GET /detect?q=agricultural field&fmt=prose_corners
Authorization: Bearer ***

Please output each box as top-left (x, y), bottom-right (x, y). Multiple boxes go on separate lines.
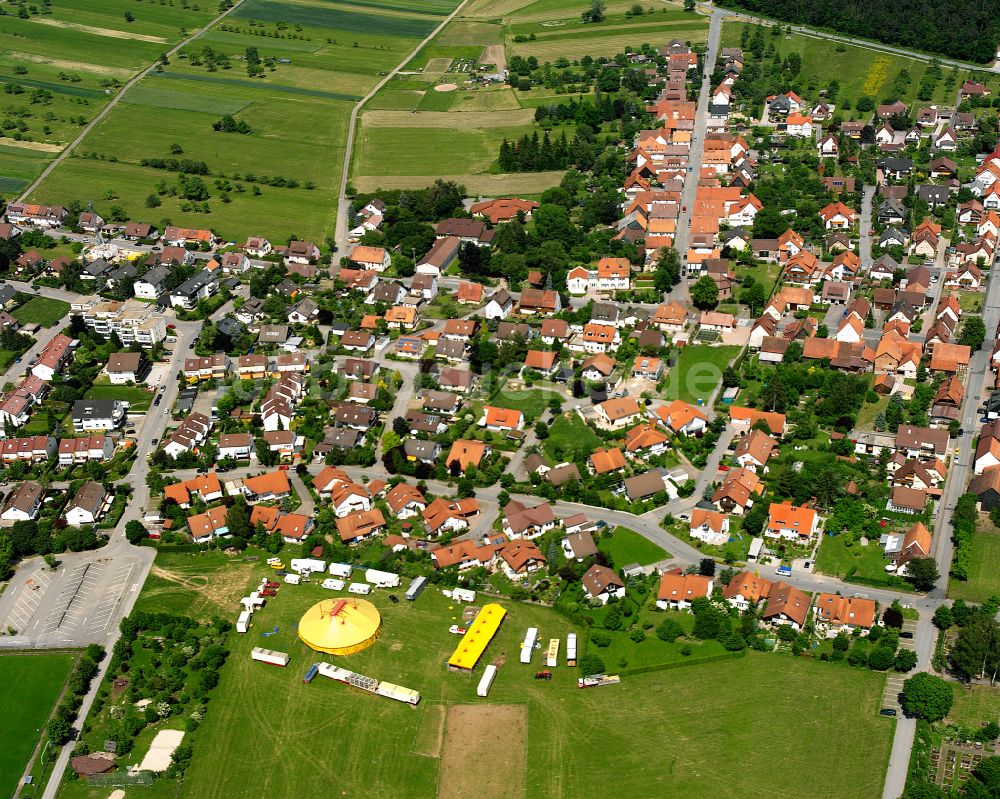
top-left (721, 22), bottom-right (958, 114)
top-left (0, 652), bottom-right (75, 798)
top-left (56, 552), bottom-right (896, 799)
top-left (30, 0), bottom-right (462, 243)
top-left (352, 0), bottom-right (707, 196)
top-left (0, 0), bottom-right (216, 193)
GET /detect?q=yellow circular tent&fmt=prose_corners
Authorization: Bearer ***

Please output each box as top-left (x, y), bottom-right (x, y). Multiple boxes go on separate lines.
top-left (298, 598), bottom-right (382, 656)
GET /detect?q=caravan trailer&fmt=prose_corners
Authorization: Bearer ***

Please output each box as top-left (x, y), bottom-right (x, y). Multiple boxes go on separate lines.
top-left (284, 573), bottom-right (301, 586)
top-left (365, 569), bottom-right (400, 588)
top-left (237, 610), bottom-right (251, 633)
top-left (328, 563), bottom-right (353, 579)
top-left (405, 576), bottom-right (428, 601)
top-left (321, 578), bottom-right (345, 591)
top-left (520, 627), bottom-right (538, 664)
top-left (566, 633), bottom-right (578, 666)
top-left (251, 647), bottom-right (289, 667)
top-left (477, 664), bottom-right (498, 697)
top-left (291, 558), bottom-right (327, 574)
top-left (349, 582), bottom-right (372, 595)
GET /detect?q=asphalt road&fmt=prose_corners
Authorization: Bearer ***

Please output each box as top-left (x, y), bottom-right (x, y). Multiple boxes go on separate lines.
top-left (671, 10), bottom-right (723, 303)
top-left (332, 0), bottom-right (474, 256)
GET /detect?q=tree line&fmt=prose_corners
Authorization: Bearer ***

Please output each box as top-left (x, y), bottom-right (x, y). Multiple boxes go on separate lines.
top-left (497, 131), bottom-right (573, 173)
top-left (717, 0), bottom-right (1000, 63)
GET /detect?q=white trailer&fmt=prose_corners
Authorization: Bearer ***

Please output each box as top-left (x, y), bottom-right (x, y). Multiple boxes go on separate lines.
top-left (747, 537), bottom-right (764, 563)
top-left (566, 633), bottom-right (578, 666)
top-left (328, 562), bottom-right (353, 579)
top-left (546, 639), bottom-right (560, 668)
top-left (321, 578), bottom-right (345, 591)
top-left (291, 558), bottom-right (327, 574)
top-left (240, 596), bottom-right (258, 613)
top-left (349, 582), bottom-right (371, 595)
top-left (520, 627), bottom-right (538, 664)
top-left (477, 664), bottom-right (498, 697)
top-left (365, 568), bottom-right (400, 588)
top-left (405, 576), bottom-right (428, 601)
top-left (376, 681), bottom-right (421, 705)
top-left (247, 591), bottom-right (265, 607)
top-left (251, 647), bottom-right (289, 667)
top-left (237, 610), bottom-right (251, 633)
top-left (451, 587), bottom-right (476, 603)
top-left (283, 573), bottom-right (301, 586)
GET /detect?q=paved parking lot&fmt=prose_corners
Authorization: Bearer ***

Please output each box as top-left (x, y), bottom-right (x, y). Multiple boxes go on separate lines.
top-left (880, 618), bottom-right (919, 712)
top-left (0, 552), bottom-right (143, 647)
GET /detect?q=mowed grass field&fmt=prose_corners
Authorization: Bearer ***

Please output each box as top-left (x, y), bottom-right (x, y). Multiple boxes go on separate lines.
top-left (173, 576), bottom-right (889, 799)
top-left (0, 653), bottom-right (74, 798)
top-left (12, 296), bottom-right (69, 327)
top-left (948, 526), bottom-right (1000, 603)
top-left (31, 0), bottom-right (461, 243)
top-left (662, 345), bottom-right (740, 405)
top-left (947, 684), bottom-right (1000, 729)
top-left (720, 22), bottom-right (956, 112)
top-left (59, 548), bottom-right (893, 799)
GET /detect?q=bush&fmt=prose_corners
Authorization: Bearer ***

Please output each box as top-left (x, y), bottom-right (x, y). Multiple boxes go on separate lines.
top-left (630, 627), bottom-right (646, 643)
top-left (680, 644), bottom-right (692, 656)
top-left (655, 618), bottom-right (684, 642)
top-left (590, 631), bottom-right (611, 648)
top-left (578, 653), bottom-right (605, 675)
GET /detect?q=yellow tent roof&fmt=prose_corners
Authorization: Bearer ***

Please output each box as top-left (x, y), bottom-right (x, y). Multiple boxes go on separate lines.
top-left (448, 603), bottom-right (507, 670)
top-left (298, 598), bottom-right (381, 656)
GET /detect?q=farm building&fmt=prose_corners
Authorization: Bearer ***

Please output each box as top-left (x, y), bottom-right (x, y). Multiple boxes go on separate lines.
top-left (298, 598), bottom-right (382, 656)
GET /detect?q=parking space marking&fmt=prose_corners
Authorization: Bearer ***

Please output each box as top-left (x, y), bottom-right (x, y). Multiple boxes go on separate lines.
top-left (5, 567), bottom-right (55, 632)
top-left (90, 562), bottom-right (135, 632)
top-left (39, 560), bottom-right (108, 634)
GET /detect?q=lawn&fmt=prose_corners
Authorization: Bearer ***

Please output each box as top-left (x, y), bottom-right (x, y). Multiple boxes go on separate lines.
top-left (856, 393), bottom-right (889, 430)
top-left (662, 345), bottom-right (739, 405)
top-left (132, 549), bottom-right (260, 620)
top-left (489, 385), bottom-right (561, 423)
top-left (84, 383), bottom-right (152, 411)
top-left (721, 22), bottom-right (956, 113)
top-left (58, 549), bottom-right (894, 799)
top-left (0, 653), bottom-right (74, 797)
top-left (13, 297), bottom-right (70, 328)
top-left (947, 685), bottom-right (1000, 729)
top-left (597, 525), bottom-right (669, 566)
top-left (543, 412), bottom-right (603, 462)
top-left (949, 528), bottom-right (1000, 603)
top-left (814, 534), bottom-right (915, 591)
top-left (959, 292), bottom-right (984, 314)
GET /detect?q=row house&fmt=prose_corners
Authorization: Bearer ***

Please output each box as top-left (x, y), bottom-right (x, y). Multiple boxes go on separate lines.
top-left (163, 412), bottom-right (212, 458)
top-left (0, 435), bottom-right (56, 463)
top-left (57, 435), bottom-right (114, 466)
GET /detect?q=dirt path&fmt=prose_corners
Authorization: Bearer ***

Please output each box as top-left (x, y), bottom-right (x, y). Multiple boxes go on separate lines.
top-left (27, 17), bottom-right (167, 43)
top-left (0, 138), bottom-right (63, 153)
top-left (8, 52), bottom-right (135, 79)
top-left (483, 43), bottom-right (506, 73)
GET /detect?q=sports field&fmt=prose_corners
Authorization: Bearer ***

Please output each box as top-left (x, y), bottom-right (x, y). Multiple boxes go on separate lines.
top-left (0, 653), bottom-right (74, 798)
top-left (31, 0), bottom-right (462, 242)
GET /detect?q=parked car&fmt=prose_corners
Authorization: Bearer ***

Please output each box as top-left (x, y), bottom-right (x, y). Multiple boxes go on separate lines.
top-left (880, 708), bottom-right (897, 717)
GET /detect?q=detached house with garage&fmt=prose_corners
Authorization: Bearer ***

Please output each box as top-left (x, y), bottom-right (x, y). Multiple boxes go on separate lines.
top-left (764, 501), bottom-right (818, 542)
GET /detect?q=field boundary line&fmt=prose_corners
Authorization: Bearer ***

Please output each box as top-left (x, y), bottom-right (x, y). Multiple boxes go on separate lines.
top-left (333, 0), bottom-right (476, 255)
top-left (18, 0), bottom-right (249, 203)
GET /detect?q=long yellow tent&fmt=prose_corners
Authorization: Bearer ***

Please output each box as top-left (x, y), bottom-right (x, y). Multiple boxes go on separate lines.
top-left (447, 603), bottom-right (507, 670)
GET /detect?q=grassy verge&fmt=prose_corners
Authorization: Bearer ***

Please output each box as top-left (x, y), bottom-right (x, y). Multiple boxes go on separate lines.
top-left (597, 525), bottom-right (669, 566)
top-left (13, 297), bottom-right (70, 328)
